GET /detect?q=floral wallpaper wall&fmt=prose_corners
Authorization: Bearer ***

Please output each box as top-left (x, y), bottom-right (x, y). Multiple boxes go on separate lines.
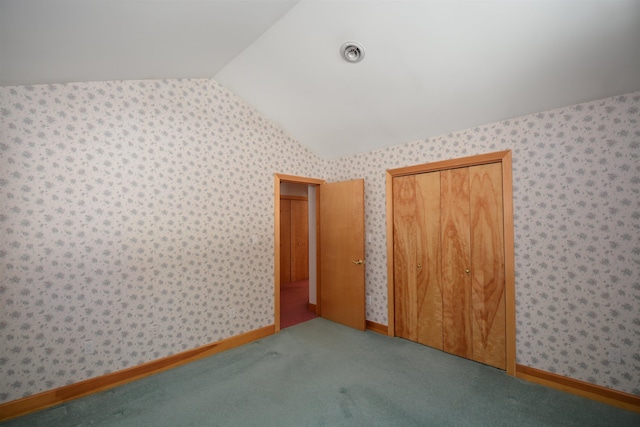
top-left (0, 79), bottom-right (323, 403)
top-left (1, 79), bottom-right (638, 404)
top-left (328, 92), bottom-right (640, 396)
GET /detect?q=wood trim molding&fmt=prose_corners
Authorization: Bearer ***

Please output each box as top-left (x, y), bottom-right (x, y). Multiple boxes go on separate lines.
top-left (276, 173), bottom-right (325, 185)
top-left (385, 150), bottom-right (516, 376)
top-left (366, 320), bottom-right (388, 335)
top-left (280, 195), bottom-right (308, 201)
top-left (385, 171), bottom-right (395, 337)
top-left (501, 151), bottom-right (516, 375)
top-left (0, 325), bottom-right (275, 422)
top-left (387, 150), bottom-right (512, 177)
top-left (274, 174), bottom-right (282, 332)
top-left (315, 187), bottom-right (321, 315)
top-left (274, 173), bottom-right (325, 331)
top-left (307, 302), bottom-right (317, 314)
top-left (516, 364), bottom-right (640, 413)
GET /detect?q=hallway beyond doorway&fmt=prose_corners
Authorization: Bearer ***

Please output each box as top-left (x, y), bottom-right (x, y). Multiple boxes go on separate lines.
top-left (280, 279), bottom-right (317, 328)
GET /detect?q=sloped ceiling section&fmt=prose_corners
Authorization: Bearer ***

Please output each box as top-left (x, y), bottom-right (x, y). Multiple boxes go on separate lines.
top-left (2, 1), bottom-right (640, 159)
top-left (216, 0), bottom-right (640, 159)
top-left (0, 0), bottom-right (300, 85)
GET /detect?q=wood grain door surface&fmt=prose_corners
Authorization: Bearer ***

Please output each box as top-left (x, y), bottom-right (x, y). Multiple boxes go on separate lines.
top-left (319, 179), bottom-right (366, 331)
top-left (441, 167), bottom-right (473, 360)
top-left (469, 163), bottom-right (505, 369)
top-left (393, 162), bottom-right (506, 369)
top-left (290, 199), bottom-right (309, 282)
top-left (393, 173), bottom-right (443, 349)
top-left (280, 199), bottom-right (292, 284)
top-left (279, 198), bottom-right (309, 284)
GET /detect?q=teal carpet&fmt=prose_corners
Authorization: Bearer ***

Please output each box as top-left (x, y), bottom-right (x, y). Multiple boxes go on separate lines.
top-left (3, 318), bottom-right (639, 426)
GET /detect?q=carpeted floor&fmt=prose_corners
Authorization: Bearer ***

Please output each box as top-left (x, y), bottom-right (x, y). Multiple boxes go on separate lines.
top-left (2, 318), bottom-right (638, 426)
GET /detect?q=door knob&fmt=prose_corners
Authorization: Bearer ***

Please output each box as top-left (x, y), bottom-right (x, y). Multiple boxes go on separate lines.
top-left (465, 269), bottom-right (470, 274)
top-left (417, 263), bottom-right (422, 269)
top-left (352, 259), bottom-right (365, 265)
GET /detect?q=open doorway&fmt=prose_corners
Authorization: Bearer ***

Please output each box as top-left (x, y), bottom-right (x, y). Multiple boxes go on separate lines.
top-left (274, 174), bottom-right (324, 332)
top-left (274, 173), bottom-right (366, 332)
top-left (279, 182), bottom-right (316, 328)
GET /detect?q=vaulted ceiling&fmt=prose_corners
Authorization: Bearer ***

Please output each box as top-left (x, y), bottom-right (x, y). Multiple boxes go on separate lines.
top-left (2, 0), bottom-right (639, 159)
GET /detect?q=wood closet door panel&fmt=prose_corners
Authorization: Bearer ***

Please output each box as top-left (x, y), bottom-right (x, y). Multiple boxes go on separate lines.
top-left (393, 176), bottom-right (419, 341)
top-left (280, 199), bottom-right (292, 284)
top-left (290, 199), bottom-right (309, 282)
top-left (415, 173), bottom-right (443, 349)
top-left (470, 163), bottom-right (506, 369)
top-left (393, 174), bottom-right (443, 347)
top-left (441, 168), bottom-right (472, 359)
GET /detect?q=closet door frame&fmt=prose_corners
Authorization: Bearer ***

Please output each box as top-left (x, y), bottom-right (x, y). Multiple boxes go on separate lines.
top-left (385, 150), bottom-right (515, 376)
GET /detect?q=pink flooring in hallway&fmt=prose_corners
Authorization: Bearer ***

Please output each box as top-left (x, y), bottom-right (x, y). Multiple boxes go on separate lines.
top-left (280, 279), bottom-right (317, 329)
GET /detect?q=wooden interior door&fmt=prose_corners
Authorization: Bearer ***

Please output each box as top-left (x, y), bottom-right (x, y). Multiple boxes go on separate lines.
top-left (386, 151), bottom-right (514, 374)
top-left (319, 179), bottom-right (366, 331)
top-left (290, 199), bottom-right (309, 282)
top-left (280, 198), bottom-right (309, 284)
top-left (390, 158), bottom-right (508, 370)
top-left (469, 163), bottom-right (506, 369)
top-left (280, 199), bottom-right (292, 284)
top-left (393, 174), bottom-right (443, 349)
top-left (441, 167), bottom-right (472, 360)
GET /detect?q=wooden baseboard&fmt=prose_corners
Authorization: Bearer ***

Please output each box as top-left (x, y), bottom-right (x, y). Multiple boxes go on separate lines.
top-left (307, 302), bottom-right (317, 314)
top-left (516, 364), bottom-right (640, 413)
top-left (366, 320), bottom-right (388, 335)
top-left (0, 324), bottom-right (275, 422)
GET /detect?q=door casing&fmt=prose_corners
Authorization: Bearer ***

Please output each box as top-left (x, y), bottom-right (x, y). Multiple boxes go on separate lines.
top-left (275, 174), bottom-right (366, 332)
top-left (385, 150), bottom-right (516, 376)
top-left (274, 174), bottom-right (324, 332)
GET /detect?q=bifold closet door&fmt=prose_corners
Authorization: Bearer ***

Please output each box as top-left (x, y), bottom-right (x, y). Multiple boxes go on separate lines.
top-left (394, 162), bottom-right (506, 370)
top-left (393, 173), bottom-right (443, 350)
top-left (441, 163), bottom-right (506, 369)
top-left (469, 163), bottom-right (506, 369)
top-left (441, 168), bottom-right (472, 360)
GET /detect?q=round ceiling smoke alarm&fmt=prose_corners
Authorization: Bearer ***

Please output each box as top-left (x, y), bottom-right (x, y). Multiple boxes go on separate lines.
top-left (340, 41), bottom-right (365, 63)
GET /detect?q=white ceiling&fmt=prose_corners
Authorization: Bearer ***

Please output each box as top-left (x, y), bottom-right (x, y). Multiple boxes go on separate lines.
top-left (0, 0), bottom-right (299, 85)
top-left (2, 1), bottom-right (640, 160)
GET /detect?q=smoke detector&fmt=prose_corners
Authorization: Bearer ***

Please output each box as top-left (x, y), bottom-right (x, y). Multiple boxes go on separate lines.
top-left (340, 41), bottom-right (365, 63)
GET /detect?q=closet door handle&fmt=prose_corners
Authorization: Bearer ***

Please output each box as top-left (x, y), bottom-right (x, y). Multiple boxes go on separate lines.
top-left (352, 259), bottom-right (365, 265)
top-left (417, 263), bottom-right (422, 269)
top-left (465, 269), bottom-right (470, 274)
